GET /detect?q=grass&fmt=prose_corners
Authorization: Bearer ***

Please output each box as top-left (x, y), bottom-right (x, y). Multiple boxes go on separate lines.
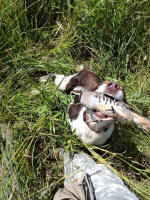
top-left (0, 0), bottom-right (150, 199)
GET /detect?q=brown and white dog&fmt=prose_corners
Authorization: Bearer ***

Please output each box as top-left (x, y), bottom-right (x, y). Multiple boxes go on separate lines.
top-left (55, 68), bottom-right (126, 145)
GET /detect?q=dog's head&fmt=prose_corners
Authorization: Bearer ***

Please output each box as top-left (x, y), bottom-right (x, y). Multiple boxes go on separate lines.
top-left (71, 80), bottom-right (126, 103)
top-left (96, 81), bottom-right (126, 102)
top-left (55, 68), bottom-right (126, 103)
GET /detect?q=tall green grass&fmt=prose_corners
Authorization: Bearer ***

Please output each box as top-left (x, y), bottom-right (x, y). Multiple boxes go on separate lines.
top-left (0, 0), bottom-right (150, 199)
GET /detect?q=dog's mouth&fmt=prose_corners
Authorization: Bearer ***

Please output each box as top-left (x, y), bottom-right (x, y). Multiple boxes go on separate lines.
top-left (92, 109), bottom-right (106, 119)
top-left (92, 93), bottom-right (116, 121)
top-left (104, 93), bottom-right (116, 101)
top-left (71, 89), bottom-right (117, 121)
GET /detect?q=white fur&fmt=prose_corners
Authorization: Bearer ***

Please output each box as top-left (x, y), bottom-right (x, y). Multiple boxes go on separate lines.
top-left (55, 74), bottom-right (77, 91)
top-left (69, 105), bottom-right (114, 145)
top-left (96, 83), bottom-right (124, 101)
top-left (113, 90), bottom-right (124, 101)
top-left (95, 84), bottom-right (106, 93)
top-left (73, 86), bottom-right (88, 92)
top-left (80, 92), bottom-right (100, 109)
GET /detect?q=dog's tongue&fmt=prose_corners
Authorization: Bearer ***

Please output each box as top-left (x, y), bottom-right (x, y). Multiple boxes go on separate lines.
top-left (94, 111), bottom-right (106, 118)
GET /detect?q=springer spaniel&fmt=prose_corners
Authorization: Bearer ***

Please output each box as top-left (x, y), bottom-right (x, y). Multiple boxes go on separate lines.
top-left (55, 68), bottom-right (126, 145)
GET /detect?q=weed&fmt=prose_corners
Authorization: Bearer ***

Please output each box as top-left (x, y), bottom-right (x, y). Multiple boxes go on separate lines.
top-left (0, 0), bottom-right (150, 199)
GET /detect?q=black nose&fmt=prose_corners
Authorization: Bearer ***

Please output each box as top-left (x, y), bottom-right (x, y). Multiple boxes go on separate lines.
top-left (107, 82), bottom-right (120, 90)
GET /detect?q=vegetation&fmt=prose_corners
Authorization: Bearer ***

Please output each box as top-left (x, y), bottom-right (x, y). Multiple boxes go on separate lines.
top-left (0, 0), bottom-right (150, 199)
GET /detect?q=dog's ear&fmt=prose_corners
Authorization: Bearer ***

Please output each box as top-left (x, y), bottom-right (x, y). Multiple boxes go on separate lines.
top-left (68, 103), bottom-right (84, 122)
top-left (66, 76), bottom-right (79, 93)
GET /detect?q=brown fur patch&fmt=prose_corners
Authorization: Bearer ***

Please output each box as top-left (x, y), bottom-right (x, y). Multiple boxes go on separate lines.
top-left (66, 68), bottom-right (101, 93)
top-left (68, 104), bottom-right (84, 122)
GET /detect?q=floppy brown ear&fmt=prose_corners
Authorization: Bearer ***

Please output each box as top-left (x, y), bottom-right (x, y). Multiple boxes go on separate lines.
top-left (68, 103), bottom-right (84, 122)
top-left (66, 76), bottom-right (79, 93)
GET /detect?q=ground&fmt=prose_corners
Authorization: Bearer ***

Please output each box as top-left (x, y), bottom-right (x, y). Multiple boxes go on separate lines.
top-left (0, 0), bottom-right (150, 199)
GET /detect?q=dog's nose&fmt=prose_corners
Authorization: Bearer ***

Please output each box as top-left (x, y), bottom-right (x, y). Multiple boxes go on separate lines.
top-left (107, 82), bottom-right (120, 90)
